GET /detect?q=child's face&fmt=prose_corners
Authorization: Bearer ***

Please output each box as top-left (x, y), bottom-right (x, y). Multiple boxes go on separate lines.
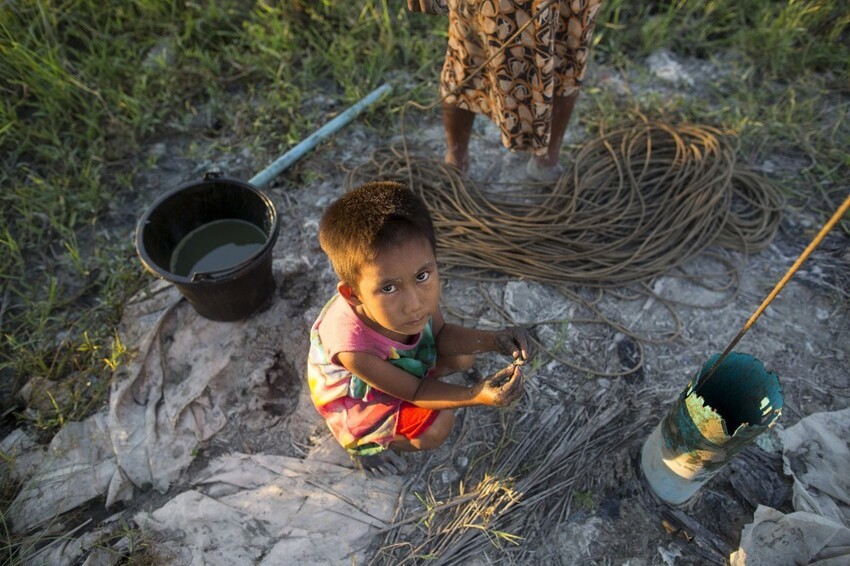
top-left (342, 236), bottom-right (440, 343)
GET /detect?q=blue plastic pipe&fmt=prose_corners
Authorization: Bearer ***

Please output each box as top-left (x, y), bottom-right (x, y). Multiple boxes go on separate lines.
top-left (249, 83), bottom-right (393, 187)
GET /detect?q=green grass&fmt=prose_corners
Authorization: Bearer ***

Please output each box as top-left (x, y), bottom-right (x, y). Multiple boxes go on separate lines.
top-left (596, 0), bottom-right (849, 74)
top-left (0, 0), bottom-right (848, 560)
top-left (0, 0), bottom-right (445, 436)
top-left (590, 1), bottom-right (848, 209)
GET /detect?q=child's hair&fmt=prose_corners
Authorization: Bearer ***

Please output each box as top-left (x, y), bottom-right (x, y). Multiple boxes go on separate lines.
top-left (319, 181), bottom-right (437, 286)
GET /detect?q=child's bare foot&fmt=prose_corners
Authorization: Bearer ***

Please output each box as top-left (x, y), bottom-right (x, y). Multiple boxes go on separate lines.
top-left (350, 450), bottom-right (408, 477)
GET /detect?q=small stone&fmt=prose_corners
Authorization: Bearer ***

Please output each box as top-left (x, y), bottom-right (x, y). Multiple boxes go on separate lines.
top-left (441, 468), bottom-right (459, 484)
top-left (148, 142), bottom-right (167, 159)
top-left (18, 376), bottom-right (72, 413)
top-left (759, 159), bottom-right (777, 174)
top-left (647, 50), bottom-right (694, 87)
top-left (143, 39), bottom-right (177, 69)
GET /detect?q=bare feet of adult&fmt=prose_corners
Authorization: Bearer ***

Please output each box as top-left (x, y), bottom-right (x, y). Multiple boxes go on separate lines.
top-left (350, 450), bottom-right (408, 477)
top-left (526, 155), bottom-right (564, 182)
top-left (525, 93), bottom-right (577, 182)
top-left (444, 150), bottom-right (469, 174)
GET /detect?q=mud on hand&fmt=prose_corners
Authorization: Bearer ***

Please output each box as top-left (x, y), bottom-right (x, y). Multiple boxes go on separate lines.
top-left (495, 326), bottom-right (537, 367)
top-left (475, 364), bottom-right (524, 407)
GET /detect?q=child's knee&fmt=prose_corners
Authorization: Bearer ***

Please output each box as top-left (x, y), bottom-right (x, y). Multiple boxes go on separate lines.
top-left (415, 410), bottom-right (455, 450)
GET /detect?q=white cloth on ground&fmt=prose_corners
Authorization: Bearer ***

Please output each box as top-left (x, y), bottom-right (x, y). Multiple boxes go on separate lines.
top-left (9, 279), bottom-right (307, 533)
top-left (730, 407), bottom-right (850, 565)
top-left (133, 452), bottom-right (402, 565)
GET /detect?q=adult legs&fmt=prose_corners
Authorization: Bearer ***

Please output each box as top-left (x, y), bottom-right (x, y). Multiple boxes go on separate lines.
top-left (442, 102), bottom-right (476, 172)
top-left (531, 92), bottom-right (579, 169)
top-left (445, 93), bottom-right (578, 176)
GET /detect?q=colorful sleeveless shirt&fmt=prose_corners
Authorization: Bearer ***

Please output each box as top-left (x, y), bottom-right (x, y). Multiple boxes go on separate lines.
top-left (307, 294), bottom-right (437, 455)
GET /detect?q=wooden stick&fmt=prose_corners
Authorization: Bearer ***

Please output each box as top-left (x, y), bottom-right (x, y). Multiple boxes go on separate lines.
top-left (697, 191), bottom-right (850, 391)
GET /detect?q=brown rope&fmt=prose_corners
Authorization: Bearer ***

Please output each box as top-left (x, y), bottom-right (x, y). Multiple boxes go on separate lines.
top-left (350, 121), bottom-right (782, 287)
top-left (346, 120), bottom-right (784, 376)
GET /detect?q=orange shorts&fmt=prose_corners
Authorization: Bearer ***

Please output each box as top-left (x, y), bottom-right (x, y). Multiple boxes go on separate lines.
top-left (396, 402), bottom-right (439, 439)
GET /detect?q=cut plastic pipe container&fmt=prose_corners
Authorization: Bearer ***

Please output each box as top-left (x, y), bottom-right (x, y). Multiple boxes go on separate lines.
top-left (641, 352), bottom-right (783, 505)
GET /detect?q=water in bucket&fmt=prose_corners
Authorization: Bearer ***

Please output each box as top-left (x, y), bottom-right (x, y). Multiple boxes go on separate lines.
top-left (136, 175), bottom-right (280, 321)
top-left (169, 219), bottom-right (267, 278)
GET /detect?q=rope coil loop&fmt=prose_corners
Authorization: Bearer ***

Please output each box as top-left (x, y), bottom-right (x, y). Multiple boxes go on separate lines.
top-left (345, 120), bottom-right (784, 376)
top-left (349, 120), bottom-right (783, 287)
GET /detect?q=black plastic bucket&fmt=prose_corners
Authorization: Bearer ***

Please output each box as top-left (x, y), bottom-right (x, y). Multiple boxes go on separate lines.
top-left (135, 175), bottom-right (279, 321)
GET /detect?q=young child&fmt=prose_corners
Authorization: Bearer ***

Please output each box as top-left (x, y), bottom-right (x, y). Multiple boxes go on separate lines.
top-left (307, 181), bottom-right (533, 472)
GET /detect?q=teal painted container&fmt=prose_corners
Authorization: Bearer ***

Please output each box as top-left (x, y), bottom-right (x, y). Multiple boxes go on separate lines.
top-left (641, 352), bottom-right (783, 505)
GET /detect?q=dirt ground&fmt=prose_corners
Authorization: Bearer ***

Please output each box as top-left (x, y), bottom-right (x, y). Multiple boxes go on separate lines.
top-left (10, 53), bottom-right (850, 564)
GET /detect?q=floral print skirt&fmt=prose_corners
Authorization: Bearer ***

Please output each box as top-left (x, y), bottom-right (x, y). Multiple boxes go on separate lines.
top-left (441, 0), bottom-right (602, 154)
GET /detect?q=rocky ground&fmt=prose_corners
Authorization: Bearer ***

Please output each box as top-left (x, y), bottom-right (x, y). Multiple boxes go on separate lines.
top-left (6, 51), bottom-right (849, 564)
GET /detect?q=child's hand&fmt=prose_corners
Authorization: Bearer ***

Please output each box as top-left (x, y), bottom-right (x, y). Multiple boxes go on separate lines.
top-left (473, 364), bottom-right (524, 407)
top-left (495, 327), bottom-right (536, 366)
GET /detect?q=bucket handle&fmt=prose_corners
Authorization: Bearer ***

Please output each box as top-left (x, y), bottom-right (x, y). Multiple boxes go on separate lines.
top-left (190, 266), bottom-right (245, 282)
top-left (188, 170), bottom-right (263, 282)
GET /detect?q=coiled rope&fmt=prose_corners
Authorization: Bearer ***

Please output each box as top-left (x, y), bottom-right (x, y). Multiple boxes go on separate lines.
top-left (346, 119), bottom-right (784, 376)
top-left (350, 120), bottom-right (782, 286)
